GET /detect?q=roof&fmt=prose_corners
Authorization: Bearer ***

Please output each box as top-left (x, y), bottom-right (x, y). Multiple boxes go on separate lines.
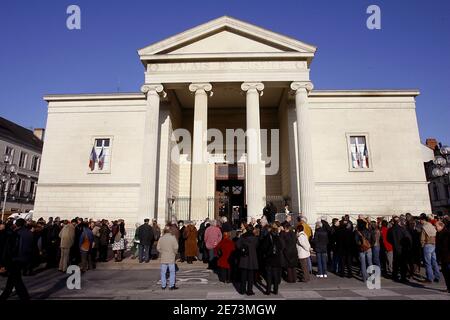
top-left (138, 16), bottom-right (317, 65)
top-left (309, 90), bottom-right (420, 97)
top-left (0, 117), bottom-right (43, 152)
top-left (44, 92), bottom-right (145, 102)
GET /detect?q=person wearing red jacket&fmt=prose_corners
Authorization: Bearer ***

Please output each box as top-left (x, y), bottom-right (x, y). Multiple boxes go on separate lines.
top-left (216, 232), bottom-right (235, 283)
top-left (381, 220), bottom-right (393, 276)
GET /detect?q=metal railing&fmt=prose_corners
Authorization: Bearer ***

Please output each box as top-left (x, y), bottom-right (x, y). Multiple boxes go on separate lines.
top-left (167, 196), bottom-right (216, 222)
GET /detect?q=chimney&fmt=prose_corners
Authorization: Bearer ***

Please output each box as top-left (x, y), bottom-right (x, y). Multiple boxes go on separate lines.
top-left (33, 128), bottom-right (45, 141)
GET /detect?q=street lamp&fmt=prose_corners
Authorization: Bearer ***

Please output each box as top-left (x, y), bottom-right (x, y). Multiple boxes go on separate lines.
top-left (0, 154), bottom-right (19, 221)
top-left (431, 145), bottom-right (450, 178)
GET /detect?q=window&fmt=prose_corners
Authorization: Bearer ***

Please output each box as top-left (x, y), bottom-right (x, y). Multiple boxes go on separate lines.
top-left (18, 151), bottom-right (28, 168)
top-left (4, 146), bottom-right (14, 162)
top-left (31, 156), bottom-right (40, 172)
top-left (19, 179), bottom-right (26, 194)
top-left (29, 181), bottom-right (36, 199)
top-left (348, 135), bottom-right (371, 170)
top-left (433, 184), bottom-right (440, 201)
top-left (444, 185), bottom-right (450, 200)
top-left (91, 138), bottom-right (112, 172)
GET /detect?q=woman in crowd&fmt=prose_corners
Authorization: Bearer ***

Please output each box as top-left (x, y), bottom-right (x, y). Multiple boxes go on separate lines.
top-left (296, 224), bottom-right (310, 282)
top-left (216, 231), bottom-right (235, 283)
top-left (280, 221), bottom-right (298, 283)
top-left (236, 224), bottom-right (259, 295)
top-left (355, 219), bottom-right (373, 282)
top-left (261, 223), bottom-right (283, 295)
top-left (370, 221), bottom-right (381, 267)
top-left (183, 221), bottom-right (198, 264)
top-left (112, 220), bottom-right (126, 262)
top-left (312, 221), bottom-right (329, 278)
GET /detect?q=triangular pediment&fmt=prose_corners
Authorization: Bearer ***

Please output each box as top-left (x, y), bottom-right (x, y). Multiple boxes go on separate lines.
top-left (138, 16), bottom-right (316, 61)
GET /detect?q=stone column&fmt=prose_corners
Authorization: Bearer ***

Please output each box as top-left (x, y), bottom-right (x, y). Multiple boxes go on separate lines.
top-left (241, 82), bottom-right (265, 222)
top-left (138, 84), bottom-right (165, 224)
top-left (290, 81), bottom-right (315, 222)
top-left (189, 83), bottom-right (212, 221)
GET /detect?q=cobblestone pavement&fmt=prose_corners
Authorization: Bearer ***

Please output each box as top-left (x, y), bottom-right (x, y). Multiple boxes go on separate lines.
top-left (1, 259), bottom-right (449, 300)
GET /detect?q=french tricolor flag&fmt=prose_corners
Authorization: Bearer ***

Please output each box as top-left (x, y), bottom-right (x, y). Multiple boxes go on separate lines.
top-left (89, 146), bottom-right (97, 171)
top-left (98, 147), bottom-right (105, 170)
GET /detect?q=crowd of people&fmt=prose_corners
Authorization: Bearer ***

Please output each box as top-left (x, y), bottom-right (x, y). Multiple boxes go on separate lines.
top-left (158, 212), bottom-right (450, 296)
top-left (1, 210), bottom-right (449, 300)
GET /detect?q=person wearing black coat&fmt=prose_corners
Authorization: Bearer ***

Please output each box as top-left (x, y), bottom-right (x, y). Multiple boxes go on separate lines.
top-left (98, 220), bottom-right (110, 262)
top-left (45, 218), bottom-right (61, 269)
top-left (236, 225), bottom-right (259, 296)
top-left (313, 222), bottom-right (329, 277)
top-left (436, 221), bottom-right (450, 293)
top-left (0, 219), bottom-right (33, 300)
top-left (136, 219), bottom-right (155, 263)
top-left (280, 222), bottom-right (298, 283)
top-left (0, 221), bottom-right (7, 270)
top-left (261, 225), bottom-right (284, 295)
top-left (387, 217), bottom-right (412, 282)
top-left (178, 221), bottom-right (186, 263)
top-left (335, 221), bottom-right (354, 278)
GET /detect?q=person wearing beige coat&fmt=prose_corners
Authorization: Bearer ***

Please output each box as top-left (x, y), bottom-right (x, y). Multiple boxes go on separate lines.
top-left (59, 221), bottom-right (75, 272)
top-left (157, 227), bottom-right (179, 290)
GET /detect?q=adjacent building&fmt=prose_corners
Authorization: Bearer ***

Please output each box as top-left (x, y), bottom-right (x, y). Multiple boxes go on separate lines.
top-left (34, 16), bottom-right (432, 226)
top-left (424, 138), bottom-right (450, 215)
top-left (0, 117), bottom-right (44, 213)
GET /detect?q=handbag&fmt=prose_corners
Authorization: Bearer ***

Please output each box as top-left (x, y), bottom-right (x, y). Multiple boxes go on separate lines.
top-left (357, 231), bottom-right (371, 252)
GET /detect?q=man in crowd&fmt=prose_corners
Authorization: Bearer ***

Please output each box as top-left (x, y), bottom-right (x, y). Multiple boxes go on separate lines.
top-left (136, 218), bottom-right (154, 263)
top-left (0, 219), bottom-right (33, 300)
top-left (420, 213), bottom-right (440, 283)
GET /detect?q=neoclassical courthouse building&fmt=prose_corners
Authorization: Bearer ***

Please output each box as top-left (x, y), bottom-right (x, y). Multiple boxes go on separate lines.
top-left (34, 16), bottom-right (432, 226)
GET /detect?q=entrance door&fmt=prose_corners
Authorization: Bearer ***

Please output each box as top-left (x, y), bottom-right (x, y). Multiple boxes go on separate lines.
top-left (215, 180), bottom-right (245, 223)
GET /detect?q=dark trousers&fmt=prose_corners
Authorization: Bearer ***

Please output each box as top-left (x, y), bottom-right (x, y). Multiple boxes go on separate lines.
top-left (392, 252), bottom-right (408, 281)
top-left (218, 267), bottom-right (231, 283)
top-left (285, 267), bottom-right (296, 283)
top-left (339, 254), bottom-right (353, 277)
top-left (441, 263), bottom-right (450, 292)
top-left (265, 266), bottom-right (281, 294)
top-left (90, 248), bottom-right (98, 269)
top-left (0, 263), bottom-right (30, 300)
top-left (139, 244), bottom-right (151, 262)
top-left (80, 250), bottom-right (92, 272)
top-left (99, 245), bottom-right (108, 262)
top-left (240, 269), bottom-right (254, 294)
top-left (299, 258), bottom-right (310, 282)
top-left (46, 244), bottom-right (58, 268)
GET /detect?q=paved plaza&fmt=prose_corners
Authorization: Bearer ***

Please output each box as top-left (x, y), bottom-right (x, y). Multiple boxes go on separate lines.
top-left (1, 259), bottom-right (449, 300)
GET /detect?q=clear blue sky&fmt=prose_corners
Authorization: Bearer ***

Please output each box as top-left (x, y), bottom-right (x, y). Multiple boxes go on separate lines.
top-left (0, 0), bottom-right (449, 144)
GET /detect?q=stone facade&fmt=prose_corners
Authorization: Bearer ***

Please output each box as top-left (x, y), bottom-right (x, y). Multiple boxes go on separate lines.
top-left (34, 16), bottom-right (431, 225)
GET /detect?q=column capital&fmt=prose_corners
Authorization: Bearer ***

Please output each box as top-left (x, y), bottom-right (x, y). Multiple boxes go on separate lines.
top-left (189, 83), bottom-right (213, 96)
top-left (241, 82), bottom-right (264, 96)
top-left (290, 81), bottom-right (314, 93)
top-left (141, 83), bottom-right (166, 98)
